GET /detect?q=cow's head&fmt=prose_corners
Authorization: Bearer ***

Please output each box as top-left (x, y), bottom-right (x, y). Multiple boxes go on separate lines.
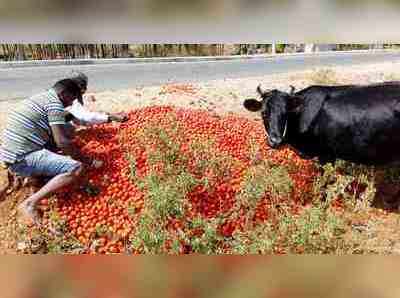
top-left (244, 85), bottom-right (301, 148)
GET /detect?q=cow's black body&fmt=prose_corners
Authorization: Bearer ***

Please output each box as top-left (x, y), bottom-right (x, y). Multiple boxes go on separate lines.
top-left (244, 82), bottom-right (400, 165)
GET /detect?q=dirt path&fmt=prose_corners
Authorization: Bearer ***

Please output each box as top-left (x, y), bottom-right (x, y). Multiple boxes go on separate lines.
top-left (2, 61), bottom-right (400, 254)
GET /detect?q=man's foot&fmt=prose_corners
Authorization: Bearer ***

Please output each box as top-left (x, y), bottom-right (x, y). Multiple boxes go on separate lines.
top-left (6, 172), bottom-right (22, 195)
top-left (18, 201), bottom-right (41, 226)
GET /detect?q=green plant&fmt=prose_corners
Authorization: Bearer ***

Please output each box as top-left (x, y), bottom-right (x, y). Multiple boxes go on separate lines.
top-left (313, 161), bottom-right (376, 211)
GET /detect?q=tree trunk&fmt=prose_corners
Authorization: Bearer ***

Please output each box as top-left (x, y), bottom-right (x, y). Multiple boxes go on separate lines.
top-left (1, 44), bottom-right (7, 60)
top-left (122, 44), bottom-right (129, 57)
top-left (304, 44), bottom-right (315, 53)
top-left (152, 44), bottom-right (158, 57)
top-left (271, 43), bottom-right (276, 54)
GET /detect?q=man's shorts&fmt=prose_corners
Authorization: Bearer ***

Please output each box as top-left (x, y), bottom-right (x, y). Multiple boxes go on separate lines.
top-left (8, 149), bottom-right (81, 178)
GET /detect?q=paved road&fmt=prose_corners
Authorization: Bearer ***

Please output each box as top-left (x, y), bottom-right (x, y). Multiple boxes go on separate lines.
top-left (1, 51), bottom-right (400, 101)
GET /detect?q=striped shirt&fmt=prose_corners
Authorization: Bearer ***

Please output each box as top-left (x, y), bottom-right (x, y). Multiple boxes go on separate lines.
top-left (0, 88), bottom-right (66, 163)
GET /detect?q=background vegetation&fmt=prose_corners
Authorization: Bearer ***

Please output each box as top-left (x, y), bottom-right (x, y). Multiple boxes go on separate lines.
top-left (0, 44), bottom-right (399, 61)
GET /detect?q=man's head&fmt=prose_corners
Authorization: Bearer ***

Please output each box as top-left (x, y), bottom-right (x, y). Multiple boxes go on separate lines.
top-left (53, 79), bottom-right (83, 107)
top-left (70, 71), bottom-right (88, 103)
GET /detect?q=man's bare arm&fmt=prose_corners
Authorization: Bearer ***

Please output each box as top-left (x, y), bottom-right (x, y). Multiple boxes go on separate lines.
top-left (50, 124), bottom-right (92, 165)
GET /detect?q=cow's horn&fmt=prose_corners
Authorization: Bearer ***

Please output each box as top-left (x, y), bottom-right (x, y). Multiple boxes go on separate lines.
top-left (257, 85), bottom-right (264, 96)
top-left (289, 85), bottom-right (296, 95)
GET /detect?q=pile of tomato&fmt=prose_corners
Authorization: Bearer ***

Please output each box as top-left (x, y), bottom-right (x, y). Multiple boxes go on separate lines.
top-left (160, 83), bottom-right (198, 95)
top-left (39, 106), bottom-right (318, 254)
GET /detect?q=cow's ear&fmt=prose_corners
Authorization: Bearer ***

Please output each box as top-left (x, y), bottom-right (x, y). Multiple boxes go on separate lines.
top-left (244, 99), bottom-right (262, 112)
top-left (299, 94), bottom-right (327, 133)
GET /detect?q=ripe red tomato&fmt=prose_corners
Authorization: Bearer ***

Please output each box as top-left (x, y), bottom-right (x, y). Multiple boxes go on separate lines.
top-left (38, 105), bottom-right (321, 254)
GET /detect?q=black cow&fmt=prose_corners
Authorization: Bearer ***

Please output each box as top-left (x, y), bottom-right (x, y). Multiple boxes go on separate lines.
top-left (244, 82), bottom-right (400, 165)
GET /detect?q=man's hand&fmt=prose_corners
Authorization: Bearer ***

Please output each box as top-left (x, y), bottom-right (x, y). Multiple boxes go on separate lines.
top-left (108, 112), bottom-right (128, 123)
top-left (91, 160), bottom-right (104, 169)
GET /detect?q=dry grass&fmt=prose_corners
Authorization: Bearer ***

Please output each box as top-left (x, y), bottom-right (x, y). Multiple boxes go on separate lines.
top-left (307, 69), bottom-right (340, 85)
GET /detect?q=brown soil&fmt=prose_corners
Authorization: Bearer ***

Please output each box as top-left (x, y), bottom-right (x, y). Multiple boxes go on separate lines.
top-left (2, 62), bottom-right (400, 254)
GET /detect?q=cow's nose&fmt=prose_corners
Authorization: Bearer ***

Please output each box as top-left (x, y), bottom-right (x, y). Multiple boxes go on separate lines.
top-left (269, 137), bottom-right (282, 148)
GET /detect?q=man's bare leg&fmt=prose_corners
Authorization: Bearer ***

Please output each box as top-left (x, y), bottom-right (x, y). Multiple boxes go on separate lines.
top-left (18, 166), bottom-right (84, 224)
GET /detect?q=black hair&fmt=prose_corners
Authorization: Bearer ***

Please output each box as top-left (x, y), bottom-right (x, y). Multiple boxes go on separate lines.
top-left (53, 79), bottom-right (82, 102)
top-left (70, 71), bottom-right (88, 91)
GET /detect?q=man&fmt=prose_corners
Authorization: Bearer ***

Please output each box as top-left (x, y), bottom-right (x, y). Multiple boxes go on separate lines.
top-left (0, 79), bottom-right (100, 225)
top-left (67, 71), bottom-right (127, 128)
top-left (42, 72), bottom-right (127, 152)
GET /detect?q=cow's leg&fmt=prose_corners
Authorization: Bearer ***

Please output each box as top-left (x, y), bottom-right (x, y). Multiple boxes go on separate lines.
top-left (378, 184), bottom-right (400, 210)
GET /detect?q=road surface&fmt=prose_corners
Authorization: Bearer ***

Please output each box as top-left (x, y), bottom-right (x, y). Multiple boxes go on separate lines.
top-left (1, 51), bottom-right (400, 101)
